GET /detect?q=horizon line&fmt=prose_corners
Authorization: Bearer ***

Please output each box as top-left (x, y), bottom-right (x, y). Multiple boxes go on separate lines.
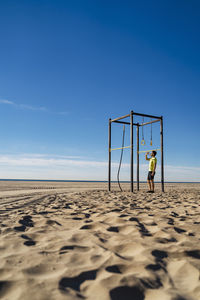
top-left (0, 179), bottom-right (199, 183)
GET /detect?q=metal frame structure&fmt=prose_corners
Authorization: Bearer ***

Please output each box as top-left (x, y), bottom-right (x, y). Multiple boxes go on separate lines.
top-left (108, 110), bottom-right (164, 192)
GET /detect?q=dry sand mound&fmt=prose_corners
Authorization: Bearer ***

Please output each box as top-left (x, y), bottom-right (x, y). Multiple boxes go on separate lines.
top-left (0, 184), bottom-right (200, 300)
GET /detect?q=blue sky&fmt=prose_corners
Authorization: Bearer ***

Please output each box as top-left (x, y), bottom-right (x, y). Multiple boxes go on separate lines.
top-left (0, 0), bottom-right (199, 181)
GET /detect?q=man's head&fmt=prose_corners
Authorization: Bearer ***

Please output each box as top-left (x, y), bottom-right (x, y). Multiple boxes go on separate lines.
top-left (151, 151), bottom-right (157, 157)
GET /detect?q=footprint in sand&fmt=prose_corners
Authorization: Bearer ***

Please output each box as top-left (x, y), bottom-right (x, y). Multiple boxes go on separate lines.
top-left (110, 285), bottom-right (144, 300)
top-left (119, 214), bottom-right (129, 218)
top-left (64, 204), bottom-right (71, 209)
top-left (174, 227), bottom-right (186, 234)
top-left (168, 218), bottom-right (174, 225)
top-left (140, 277), bottom-right (162, 289)
top-left (20, 216), bottom-right (34, 227)
top-left (80, 224), bottom-right (92, 230)
top-left (84, 213), bottom-right (90, 218)
top-left (105, 265), bottom-right (122, 274)
top-left (185, 250), bottom-right (200, 259)
top-left (80, 223), bottom-right (103, 230)
top-left (171, 211), bottom-right (179, 217)
top-left (24, 240), bottom-right (36, 246)
top-left (107, 226), bottom-right (119, 233)
top-left (21, 234), bottom-right (36, 246)
top-left (59, 269), bottom-right (97, 292)
top-left (46, 219), bottom-right (62, 226)
top-left (145, 263), bottom-right (163, 271)
top-left (152, 250), bottom-right (168, 262)
top-left (84, 219), bottom-right (93, 223)
top-left (156, 237), bottom-right (177, 244)
top-left (0, 281), bottom-right (12, 298)
top-left (14, 225), bottom-right (26, 232)
top-left (59, 245), bottom-right (89, 254)
top-left (14, 215), bottom-right (34, 232)
top-left (129, 217), bottom-right (152, 237)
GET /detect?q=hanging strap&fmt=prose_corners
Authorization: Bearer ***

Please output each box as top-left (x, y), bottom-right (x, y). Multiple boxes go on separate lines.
top-left (141, 117), bottom-right (145, 145)
top-left (117, 125), bottom-right (125, 192)
top-left (150, 118), bottom-right (153, 146)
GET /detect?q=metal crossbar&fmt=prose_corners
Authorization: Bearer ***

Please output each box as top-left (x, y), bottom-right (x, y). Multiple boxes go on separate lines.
top-left (111, 113), bottom-right (130, 122)
top-left (133, 112), bottom-right (162, 120)
top-left (139, 119), bottom-right (160, 126)
top-left (110, 146), bottom-right (131, 151)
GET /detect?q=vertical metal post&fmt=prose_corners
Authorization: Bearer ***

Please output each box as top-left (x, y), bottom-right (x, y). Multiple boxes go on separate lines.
top-left (160, 116), bottom-right (164, 192)
top-left (130, 111), bottom-right (134, 192)
top-left (108, 118), bottom-right (111, 191)
top-left (137, 123), bottom-right (139, 191)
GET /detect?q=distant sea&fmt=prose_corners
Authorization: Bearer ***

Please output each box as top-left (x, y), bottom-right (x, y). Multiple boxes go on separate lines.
top-left (0, 179), bottom-right (199, 183)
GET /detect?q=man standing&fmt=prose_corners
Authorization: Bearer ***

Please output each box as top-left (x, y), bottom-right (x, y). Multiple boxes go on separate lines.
top-left (145, 151), bottom-right (157, 193)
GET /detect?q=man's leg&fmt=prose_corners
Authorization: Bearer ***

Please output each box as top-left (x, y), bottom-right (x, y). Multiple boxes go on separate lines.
top-left (150, 179), bottom-right (154, 192)
top-left (147, 179), bottom-right (151, 191)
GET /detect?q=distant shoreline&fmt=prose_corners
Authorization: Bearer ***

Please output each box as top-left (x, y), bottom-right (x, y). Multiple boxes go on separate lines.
top-left (0, 179), bottom-right (199, 183)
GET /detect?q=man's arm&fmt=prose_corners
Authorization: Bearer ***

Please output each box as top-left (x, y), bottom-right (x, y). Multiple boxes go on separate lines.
top-left (145, 152), bottom-right (150, 161)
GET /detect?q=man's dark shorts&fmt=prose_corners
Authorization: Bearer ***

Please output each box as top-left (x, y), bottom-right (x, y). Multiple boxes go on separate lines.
top-left (148, 171), bottom-right (155, 180)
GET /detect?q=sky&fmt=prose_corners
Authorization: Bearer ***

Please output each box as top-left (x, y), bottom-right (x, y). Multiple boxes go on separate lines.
top-left (0, 0), bottom-right (200, 181)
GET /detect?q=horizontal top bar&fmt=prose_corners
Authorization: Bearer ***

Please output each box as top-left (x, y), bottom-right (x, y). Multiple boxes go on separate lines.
top-left (113, 120), bottom-right (130, 125)
top-left (110, 146), bottom-right (131, 151)
top-left (111, 113), bottom-right (130, 122)
top-left (113, 120), bottom-right (138, 126)
top-left (139, 119), bottom-right (160, 126)
top-left (133, 112), bottom-right (162, 119)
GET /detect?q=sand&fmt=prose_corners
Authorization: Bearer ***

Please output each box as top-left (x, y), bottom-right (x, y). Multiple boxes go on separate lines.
top-left (0, 181), bottom-right (200, 300)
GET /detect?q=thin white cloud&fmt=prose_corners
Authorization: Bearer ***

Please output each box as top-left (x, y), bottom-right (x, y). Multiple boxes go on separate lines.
top-left (0, 99), bottom-right (14, 105)
top-left (0, 154), bottom-right (108, 167)
top-left (0, 98), bottom-right (68, 115)
top-left (19, 104), bottom-right (47, 112)
top-left (0, 154), bottom-right (199, 181)
top-left (0, 98), bottom-right (48, 112)
top-left (21, 153), bottom-right (83, 159)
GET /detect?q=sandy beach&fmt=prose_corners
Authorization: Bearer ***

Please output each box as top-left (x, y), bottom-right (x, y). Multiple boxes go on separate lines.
top-left (0, 181), bottom-right (200, 300)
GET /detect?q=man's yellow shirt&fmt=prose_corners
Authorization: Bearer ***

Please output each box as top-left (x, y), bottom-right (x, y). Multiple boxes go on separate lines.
top-left (149, 157), bottom-right (157, 171)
